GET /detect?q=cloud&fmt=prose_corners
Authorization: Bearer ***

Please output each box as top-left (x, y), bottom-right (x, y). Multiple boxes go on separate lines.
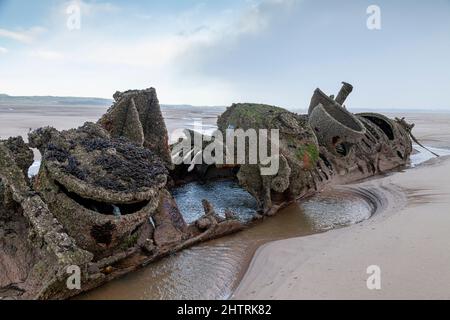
top-left (0, 28), bottom-right (32, 43)
top-left (0, 0), bottom-right (302, 104)
top-left (19, 0), bottom-right (300, 71)
top-left (82, 1), bottom-right (119, 15)
top-left (30, 49), bottom-right (64, 60)
top-left (0, 26), bottom-right (46, 44)
top-left (62, 0), bottom-right (119, 16)
top-left (175, 0), bottom-right (301, 51)
top-left (0, 47), bottom-right (7, 54)
top-left (233, 0), bottom-right (300, 34)
top-left (79, 0), bottom-right (300, 68)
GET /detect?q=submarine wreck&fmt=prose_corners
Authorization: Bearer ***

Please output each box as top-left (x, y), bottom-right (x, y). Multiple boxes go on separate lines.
top-left (0, 82), bottom-right (416, 299)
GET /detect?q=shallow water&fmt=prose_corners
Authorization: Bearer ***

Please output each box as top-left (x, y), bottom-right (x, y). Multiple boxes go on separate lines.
top-left (79, 185), bottom-right (375, 300)
top-left (172, 180), bottom-right (258, 224)
top-left (410, 144), bottom-right (450, 167)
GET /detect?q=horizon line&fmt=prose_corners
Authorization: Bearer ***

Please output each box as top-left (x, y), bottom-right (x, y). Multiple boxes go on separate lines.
top-left (1, 92), bottom-right (449, 112)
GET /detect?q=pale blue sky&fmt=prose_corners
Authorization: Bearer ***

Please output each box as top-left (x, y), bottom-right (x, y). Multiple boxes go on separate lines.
top-left (0, 0), bottom-right (449, 110)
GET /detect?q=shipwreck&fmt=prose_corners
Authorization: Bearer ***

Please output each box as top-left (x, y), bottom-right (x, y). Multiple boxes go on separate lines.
top-left (0, 82), bottom-right (416, 299)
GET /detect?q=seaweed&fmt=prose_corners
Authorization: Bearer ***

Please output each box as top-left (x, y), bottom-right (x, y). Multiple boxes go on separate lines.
top-left (93, 151), bottom-right (167, 192)
top-left (64, 156), bottom-right (88, 181)
top-left (81, 138), bottom-right (113, 152)
top-left (295, 144), bottom-right (319, 163)
top-left (45, 143), bottom-right (70, 163)
top-left (94, 176), bottom-right (127, 192)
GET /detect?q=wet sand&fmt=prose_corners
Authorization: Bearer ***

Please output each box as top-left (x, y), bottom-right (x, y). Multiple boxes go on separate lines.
top-left (79, 187), bottom-right (376, 300)
top-left (0, 103), bottom-right (222, 163)
top-left (234, 120), bottom-right (450, 299)
top-left (0, 104), bottom-right (222, 145)
top-left (385, 112), bottom-right (450, 149)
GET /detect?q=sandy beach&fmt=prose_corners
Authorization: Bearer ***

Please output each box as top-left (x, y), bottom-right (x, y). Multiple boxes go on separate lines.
top-left (233, 116), bottom-right (450, 300)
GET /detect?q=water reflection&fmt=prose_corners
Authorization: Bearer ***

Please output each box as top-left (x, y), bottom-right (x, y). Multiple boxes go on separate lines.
top-left (79, 184), bottom-right (374, 300)
top-left (172, 180), bottom-right (258, 223)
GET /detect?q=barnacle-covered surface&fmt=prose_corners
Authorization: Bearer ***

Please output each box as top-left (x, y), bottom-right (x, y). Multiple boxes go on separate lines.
top-left (2, 136), bottom-right (34, 178)
top-left (30, 123), bottom-right (168, 203)
top-left (179, 83), bottom-right (413, 214)
top-left (28, 123), bottom-right (169, 258)
top-left (98, 88), bottom-right (173, 169)
top-left (0, 141), bottom-right (93, 300)
top-left (218, 103), bottom-right (319, 212)
top-left (1, 89), bottom-right (244, 300)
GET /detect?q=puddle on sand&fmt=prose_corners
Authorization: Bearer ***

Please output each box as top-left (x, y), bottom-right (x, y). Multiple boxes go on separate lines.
top-left (410, 144), bottom-right (450, 167)
top-left (79, 183), bottom-right (375, 300)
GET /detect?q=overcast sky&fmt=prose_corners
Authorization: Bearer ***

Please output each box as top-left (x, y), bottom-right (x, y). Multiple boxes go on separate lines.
top-left (0, 0), bottom-right (449, 110)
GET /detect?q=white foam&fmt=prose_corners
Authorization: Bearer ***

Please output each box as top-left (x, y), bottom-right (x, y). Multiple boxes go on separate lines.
top-left (28, 161), bottom-right (41, 178)
top-left (410, 144), bottom-right (450, 167)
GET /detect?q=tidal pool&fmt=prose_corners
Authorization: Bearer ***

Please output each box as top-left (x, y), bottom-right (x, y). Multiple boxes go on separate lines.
top-left (79, 181), bottom-right (376, 300)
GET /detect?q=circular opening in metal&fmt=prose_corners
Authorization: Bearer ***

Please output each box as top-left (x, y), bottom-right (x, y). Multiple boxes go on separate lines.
top-left (323, 104), bottom-right (364, 132)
